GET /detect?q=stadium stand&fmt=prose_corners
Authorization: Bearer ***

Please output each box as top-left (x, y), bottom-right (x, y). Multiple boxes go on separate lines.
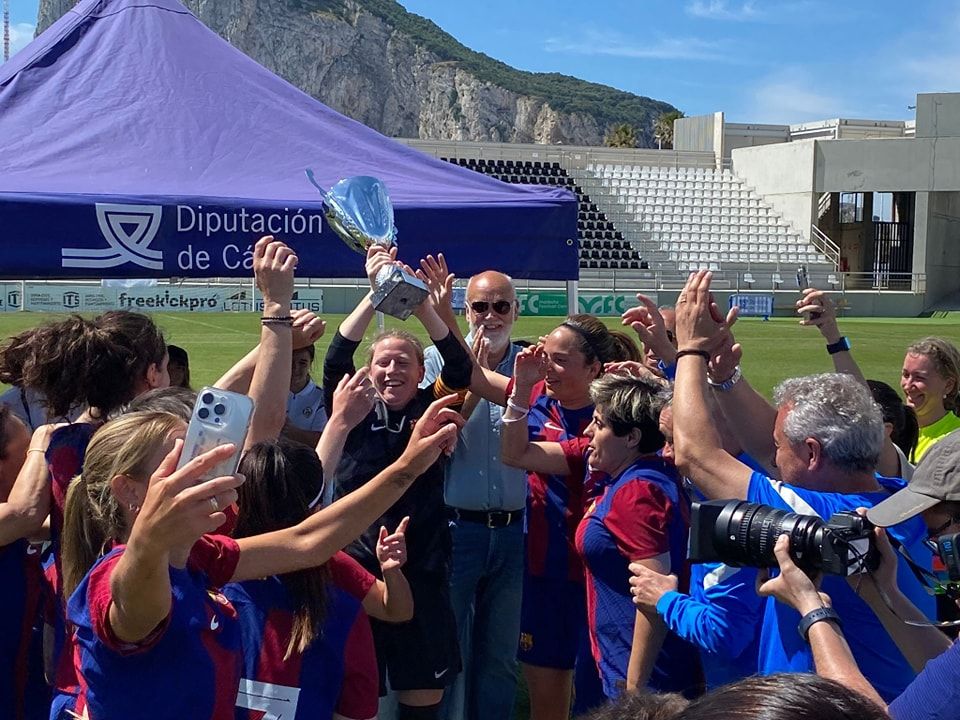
top-left (572, 164), bottom-right (835, 283)
top-left (439, 155), bottom-right (835, 288)
top-left (441, 157), bottom-right (650, 272)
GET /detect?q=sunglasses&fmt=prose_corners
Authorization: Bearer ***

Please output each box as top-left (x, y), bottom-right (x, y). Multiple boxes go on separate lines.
top-left (470, 300), bottom-right (513, 315)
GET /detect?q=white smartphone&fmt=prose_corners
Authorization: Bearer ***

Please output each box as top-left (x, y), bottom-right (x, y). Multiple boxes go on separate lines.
top-left (177, 386), bottom-right (255, 482)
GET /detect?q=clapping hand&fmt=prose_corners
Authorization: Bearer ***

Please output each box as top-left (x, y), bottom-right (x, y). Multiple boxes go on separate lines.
top-left (675, 271), bottom-right (736, 354)
top-left (621, 294), bottom-right (676, 365)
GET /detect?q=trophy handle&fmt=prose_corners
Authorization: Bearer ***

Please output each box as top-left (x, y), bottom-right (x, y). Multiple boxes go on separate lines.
top-left (304, 169), bottom-right (329, 201)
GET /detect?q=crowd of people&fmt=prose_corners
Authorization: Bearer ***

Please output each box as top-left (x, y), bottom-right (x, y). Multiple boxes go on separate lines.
top-left (0, 236), bottom-right (959, 720)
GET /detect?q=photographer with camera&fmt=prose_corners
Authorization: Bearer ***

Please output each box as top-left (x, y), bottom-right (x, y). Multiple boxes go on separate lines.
top-left (757, 430), bottom-right (960, 719)
top-left (668, 270), bottom-right (934, 701)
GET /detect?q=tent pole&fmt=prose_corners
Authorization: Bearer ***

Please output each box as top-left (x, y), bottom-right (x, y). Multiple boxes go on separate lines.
top-left (567, 280), bottom-right (578, 316)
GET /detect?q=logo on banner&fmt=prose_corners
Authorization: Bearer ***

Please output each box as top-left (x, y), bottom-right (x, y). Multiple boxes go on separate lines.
top-left (63, 292), bottom-right (80, 309)
top-left (62, 204), bottom-right (164, 270)
top-left (7, 291), bottom-right (20, 308)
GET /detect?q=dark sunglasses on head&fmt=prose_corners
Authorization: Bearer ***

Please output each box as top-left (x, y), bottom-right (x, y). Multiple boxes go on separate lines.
top-left (470, 300), bottom-right (513, 315)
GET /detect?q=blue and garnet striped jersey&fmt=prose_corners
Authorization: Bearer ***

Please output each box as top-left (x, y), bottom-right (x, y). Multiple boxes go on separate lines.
top-left (66, 535), bottom-right (242, 720)
top-left (522, 381), bottom-right (595, 582)
top-left (225, 552), bottom-right (379, 720)
top-left (573, 453), bottom-right (701, 699)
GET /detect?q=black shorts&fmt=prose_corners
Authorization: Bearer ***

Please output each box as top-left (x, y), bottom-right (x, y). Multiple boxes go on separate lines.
top-left (371, 575), bottom-right (462, 693)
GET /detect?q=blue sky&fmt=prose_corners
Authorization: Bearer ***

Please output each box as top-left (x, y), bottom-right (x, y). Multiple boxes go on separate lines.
top-left (6, 0), bottom-right (960, 124)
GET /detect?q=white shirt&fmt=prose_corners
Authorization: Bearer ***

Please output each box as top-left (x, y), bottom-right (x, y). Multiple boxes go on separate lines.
top-left (286, 379), bottom-right (328, 432)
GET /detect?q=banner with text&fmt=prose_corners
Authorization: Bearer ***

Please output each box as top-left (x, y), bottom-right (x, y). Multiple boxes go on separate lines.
top-left (578, 292), bottom-right (652, 316)
top-left (517, 291), bottom-right (568, 316)
top-left (0, 283), bottom-right (322, 314)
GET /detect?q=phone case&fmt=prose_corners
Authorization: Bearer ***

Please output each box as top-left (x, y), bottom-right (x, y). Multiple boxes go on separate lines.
top-left (177, 386), bottom-right (255, 481)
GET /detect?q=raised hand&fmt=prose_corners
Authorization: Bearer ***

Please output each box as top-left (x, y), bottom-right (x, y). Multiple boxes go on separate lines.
top-left (706, 323), bottom-right (743, 386)
top-left (365, 245), bottom-right (397, 291)
top-left (796, 288), bottom-right (842, 342)
top-left (418, 253), bottom-right (455, 308)
top-left (621, 294), bottom-right (676, 364)
top-left (377, 516), bottom-right (410, 572)
top-left (604, 360), bottom-right (664, 382)
top-left (331, 368), bottom-right (377, 431)
top-left (513, 344), bottom-right (547, 388)
top-left (131, 440), bottom-right (245, 555)
top-left (254, 236), bottom-right (298, 313)
top-left (628, 562), bottom-right (679, 611)
top-left (399, 394), bottom-right (466, 474)
top-left (291, 308), bottom-right (326, 350)
top-left (674, 270), bottom-right (732, 353)
top-left (471, 325), bottom-right (492, 370)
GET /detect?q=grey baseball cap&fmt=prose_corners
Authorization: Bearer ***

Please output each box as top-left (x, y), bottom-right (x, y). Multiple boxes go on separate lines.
top-left (867, 429), bottom-right (960, 527)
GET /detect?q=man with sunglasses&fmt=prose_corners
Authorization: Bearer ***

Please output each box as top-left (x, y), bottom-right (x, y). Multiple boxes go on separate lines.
top-left (421, 271), bottom-right (527, 720)
top-left (758, 429), bottom-right (960, 720)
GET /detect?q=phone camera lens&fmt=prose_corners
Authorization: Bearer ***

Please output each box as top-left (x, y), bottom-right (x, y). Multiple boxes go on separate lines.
top-left (198, 407), bottom-right (210, 420)
top-left (201, 392), bottom-right (214, 405)
top-left (214, 403), bottom-right (226, 416)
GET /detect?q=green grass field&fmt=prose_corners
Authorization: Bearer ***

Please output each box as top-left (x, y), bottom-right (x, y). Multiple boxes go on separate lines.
top-left (2, 312), bottom-right (959, 398)
top-left (1, 310), bottom-right (958, 719)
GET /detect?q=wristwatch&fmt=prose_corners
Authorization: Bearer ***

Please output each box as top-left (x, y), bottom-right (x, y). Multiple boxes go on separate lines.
top-left (797, 606), bottom-right (842, 641)
top-left (707, 365), bottom-right (742, 392)
top-left (826, 337), bottom-right (851, 355)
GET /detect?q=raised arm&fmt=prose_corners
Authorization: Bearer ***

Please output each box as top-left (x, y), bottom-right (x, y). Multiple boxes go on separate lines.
top-left (702, 325), bottom-right (778, 474)
top-left (499, 346), bottom-right (570, 475)
top-left (797, 288), bottom-right (866, 385)
top-left (231, 395), bottom-right (465, 581)
top-left (322, 248), bottom-right (395, 415)
top-left (108, 442), bottom-right (244, 643)
top-left (673, 271), bottom-right (754, 500)
top-left (315, 369), bottom-right (376, 484)
top-left (0, 424), bottom-right (59, 545)
top-left (244, 237), bottom-right (298, 449)
top-left (215, 309), bottom-right (326, 394)
top-left (417, 253), bottom-right (464, 346)
top-left (364, 516), bottom-right (414, 622)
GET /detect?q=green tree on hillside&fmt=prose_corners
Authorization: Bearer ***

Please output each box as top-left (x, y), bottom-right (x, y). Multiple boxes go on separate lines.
top-left (605, 123), bottom-right (638, 148)
top-left (654, 110), bottom-right (685, 149)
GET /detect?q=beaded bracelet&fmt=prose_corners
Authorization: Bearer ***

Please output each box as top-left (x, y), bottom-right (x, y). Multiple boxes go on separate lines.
top-left (261, 315), bottom-right (294, 326)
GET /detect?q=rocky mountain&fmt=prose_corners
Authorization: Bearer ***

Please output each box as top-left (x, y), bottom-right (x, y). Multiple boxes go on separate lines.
top-left (37, 0), bottom-right (678, 146)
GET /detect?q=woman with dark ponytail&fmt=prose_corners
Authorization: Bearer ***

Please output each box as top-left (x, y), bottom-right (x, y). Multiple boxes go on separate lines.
top-left (226, 438), bottom-right (413, 720)
top-left (469, 313), bottom-right (629, 718)
top-left (868, 379), bottom-right (919, 481)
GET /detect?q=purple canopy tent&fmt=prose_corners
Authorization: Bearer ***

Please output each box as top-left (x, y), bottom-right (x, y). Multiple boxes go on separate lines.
top-left (0, 0), bottom-right (578, 280)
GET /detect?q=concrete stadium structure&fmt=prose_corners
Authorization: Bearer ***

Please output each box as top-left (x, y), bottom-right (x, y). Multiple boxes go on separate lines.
top-left (396, 92), bottom-right (960, 317)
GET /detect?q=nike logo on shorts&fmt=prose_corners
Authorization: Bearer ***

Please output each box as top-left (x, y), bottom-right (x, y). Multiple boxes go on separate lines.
top-left (434, 668), bottom-right (448, 679)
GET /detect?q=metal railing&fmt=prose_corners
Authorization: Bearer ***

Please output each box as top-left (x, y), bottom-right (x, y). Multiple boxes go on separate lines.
top-left (810, 224), bottom-right (841, 269)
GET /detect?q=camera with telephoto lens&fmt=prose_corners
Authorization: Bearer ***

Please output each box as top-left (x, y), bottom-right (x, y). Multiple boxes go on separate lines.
top-left (689, 500), bottom-right (879, 576)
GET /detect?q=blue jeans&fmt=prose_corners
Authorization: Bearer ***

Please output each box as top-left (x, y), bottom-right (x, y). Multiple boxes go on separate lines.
top-left (439, 518), bottom-right (524, 720)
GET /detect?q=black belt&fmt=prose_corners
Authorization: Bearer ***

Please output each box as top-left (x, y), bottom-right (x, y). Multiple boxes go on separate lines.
top-left (448, 507), bottom-right (523, 529)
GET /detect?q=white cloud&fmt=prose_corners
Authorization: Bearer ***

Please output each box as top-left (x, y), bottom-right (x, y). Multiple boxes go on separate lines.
top-left (686, 1), bottom-right (760, 21)
top-left (6, 22), bottom-right (36, 60)
top-left (898, 54), bottom-right (960, 96)
top-left (745, 68), bottom-right (860, 124)
top-left (544, 29), bottom-right (728, 62)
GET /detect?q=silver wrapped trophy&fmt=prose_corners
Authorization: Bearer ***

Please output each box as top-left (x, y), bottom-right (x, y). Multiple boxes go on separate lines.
top-left (306, 170), bottom-right (428, 320)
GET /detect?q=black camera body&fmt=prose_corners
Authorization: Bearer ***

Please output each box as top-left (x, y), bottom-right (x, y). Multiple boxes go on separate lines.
top-left (690, 500), bottom-right (879, 576)
top-left (936, 533), bottom-right (960, 581)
